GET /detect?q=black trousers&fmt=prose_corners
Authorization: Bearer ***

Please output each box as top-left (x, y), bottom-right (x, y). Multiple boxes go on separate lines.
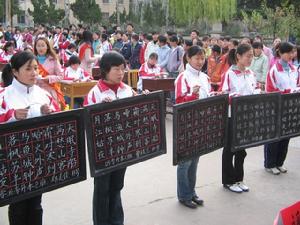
top-left (8, 195), bottom-right (43, 225)
top-left (264, 139), bottom-right (290, 168)
top-left (222, 119), bottom-right (247, 185)
top-left (93, 168), bottom-right (126, 225)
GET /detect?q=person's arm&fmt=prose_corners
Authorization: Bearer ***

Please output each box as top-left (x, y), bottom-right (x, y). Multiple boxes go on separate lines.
top-left (175, 74), bottom-right (199, 104)
top-left (159, 49), bottom-right (171, 69)
top-left (0, 97), bottom-right (16, 123)
top-left (84, 48), bottom-right (98, 64)
top-left (47, 59), bottom-right (64, 84)
top-left (261, 56), bottom-right (269, 84)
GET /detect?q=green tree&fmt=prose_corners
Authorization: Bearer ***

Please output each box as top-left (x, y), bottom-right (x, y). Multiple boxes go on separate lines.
top-left (28, 0), bottom-right (64, 25)
top-left (71, 0), bottom-right (102, 25)
top-left (0, 0), bottom-right (22, 24)
top-left (169, 0), bottom-right (237, 25)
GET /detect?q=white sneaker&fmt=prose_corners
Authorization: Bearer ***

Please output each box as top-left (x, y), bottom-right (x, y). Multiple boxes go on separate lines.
top-left (224, 184), bottom-right (243, 193)
top-left (237, 182), bottom-right (249, 192)
top-left (277, 166), bottom-right (287, 173)
top-left (266, 167), bottom-right (280, 175)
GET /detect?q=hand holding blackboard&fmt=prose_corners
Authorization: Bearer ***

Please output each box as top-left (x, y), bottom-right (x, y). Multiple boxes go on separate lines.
top-left (40, 104), bottom-right (52, 115)
top-left (192, 85), bottom-right (200, 95)
top-left (15, 108), bottom-right (29, 120)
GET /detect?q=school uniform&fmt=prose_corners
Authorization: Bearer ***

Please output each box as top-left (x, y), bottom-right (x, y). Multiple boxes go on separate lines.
top-left (84, 80), bottom-right (134, 225)
top-left (0, 78), bottom-right (60, 225)
top-left (221, 65), bottom-right (260, 189)
top-left (137, 62), bottom-right (162, 91)
top-left (264, 60), bottom-right (300, 170)
top-left (175, 63), bottom-right (211, 204)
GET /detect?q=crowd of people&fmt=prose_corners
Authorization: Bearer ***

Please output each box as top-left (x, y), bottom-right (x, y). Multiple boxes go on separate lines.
top-left (0, 22), bottom-right (300, 225)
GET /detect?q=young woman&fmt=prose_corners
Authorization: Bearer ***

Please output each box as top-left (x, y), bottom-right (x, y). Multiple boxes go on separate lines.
top-left (34, 37), bottom-right (66, 109)
top-left (0, 41), bottom-right (17, 63)
top-left (264, 42), bottom-right (300, 175)
top-left (78, 30), bottom-right (99, 76)
top-left (175, 46), bottom-right (211, 209)
top-left (84, 51), bottom-right (136, 225)
top-left (221, 43), bottom-right (260, 193)
top-left (0, 51), bottom-right (60, 225)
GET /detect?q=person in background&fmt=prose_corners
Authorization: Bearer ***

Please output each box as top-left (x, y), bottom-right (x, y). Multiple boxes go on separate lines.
top-left (137, 52), bottom-right (163, 92)
top-left (112, 30), bottom-right (123, 51)
top-left (0, 41), bottom-right (17, 63)
top-left (120, 32), bottom-right (132, 63)
top-left (78, 30), bottom-right (99, 76)
top-left (175, 46), bottom-right (211, 209)
top-left (292, 45), bottom-right (300, 69)
top-left (207, 44), bottom-right (222, 90)
top-left (63, 55), bottom-right (92, 108)
top-left (272, 38), bottom-right (281, 56)
top-left (264, 42), bottom-right (300, 175)
top-left (13, 28), bottom-right (23, 51)
top-left (62, 43), bottom-right (78, 66)
top-left (34, 37), bottom-right (66, 109)
top-left (129, 34), bottom-right (142, 69)
top-left (22, 27), bottom-right (33, 49)
top-left (190, 29), bottom-right (200, 42)
top-left (139, 34), bottom-right (152, 65)
top-left (126, 23), bottom-right (134, 40)
top-left (221, 43), bottom-right (261, 193)
top-left (100, 33), bottom-right (112, 58)
top-left (0, 51), bottom-right (60, 225)
top-left (202, 36), bottom-right (212, 58)
top-left (167, 35), bottom-right (184, 78)
top-left (179, 39), bottom-right (193, 73)
top-left (144, 31), bottom-right (159, 62)
top-left (4, 25), bottom-right (13, 41)
top-left (157, 35), bottom-right (171, 71)
top-left (250, 42), bottom-right (269, 89)
top-left (92, 32), bottom-right (101, 55)
top-left (254, 35), bottom-right (273, 63)
top-left (84, 51), bottom-right (136, 225)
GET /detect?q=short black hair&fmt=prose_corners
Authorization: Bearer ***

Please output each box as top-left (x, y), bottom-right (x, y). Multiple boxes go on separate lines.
top-left (158, 35), bottom-right (167, 44)
top-left (184, 39), bottom-right (193, 47)
top-left (252, 42), bottom-right (263, 49)
top-left (149, 52), bottom-right (158, 60)
top-left (101, 33), bottom-right (108, 41)
top-left (278, 42), bottom-right (294, 54)
top-left (187, 45), bottom-right (204, 58)
top-left (169, 35), bottom-right (178, 43)
top-left (131, 34), bottom-right (139, 41)
top-left (191, 29), bottom-right (199, 36)
top-left (211, 45), bottom-right (221, 54)
top-left (68, 55), bottom-right (81, 65)
top-left (99, 51), bottom-right (126, 80)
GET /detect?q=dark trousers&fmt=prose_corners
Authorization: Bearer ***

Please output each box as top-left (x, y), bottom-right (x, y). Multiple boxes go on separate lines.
top-left (222, 119), bottom-right (247, 185)
top-left (8, 195), bottom-right (43, 225)
top-left (93, 168), bottom-right (126, 225)
top-left (264, 139), bottom-right (290, 168)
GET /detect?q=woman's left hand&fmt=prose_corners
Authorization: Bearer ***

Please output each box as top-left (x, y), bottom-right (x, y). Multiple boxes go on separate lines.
top-left (41, 104), bottom-right (52, 115)
top-left (142, 89), bottom-right (150, 95)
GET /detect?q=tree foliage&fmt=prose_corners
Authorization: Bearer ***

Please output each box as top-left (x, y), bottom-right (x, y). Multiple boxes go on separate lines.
top-left (71, 0), bottom-right (102, 25)
top-left (169, 0), bottom-right (237, 25)
top-left (28, 0), bottom-right (64, 25)
top-left (0, 0), bottom-right (22, 23)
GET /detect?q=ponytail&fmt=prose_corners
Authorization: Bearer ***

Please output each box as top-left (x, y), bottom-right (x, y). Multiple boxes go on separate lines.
top-left (228, 48), bottom-right (237, 66)
top-left (2, 64), bottom-right (14, 87)
top-left (227, 43), bottom-right (252, 66)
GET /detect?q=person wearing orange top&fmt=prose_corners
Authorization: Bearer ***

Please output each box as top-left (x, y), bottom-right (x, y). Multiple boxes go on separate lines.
top-left (34, 37), bottom-right (66, 109)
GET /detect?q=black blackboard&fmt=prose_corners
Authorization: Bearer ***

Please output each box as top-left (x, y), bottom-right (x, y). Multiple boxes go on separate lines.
top-left (85, 91), bottom-right (166, 177)
top-left (231, 93), bottom-right (281, 152)
top-left (0, 109), bottom-right (86, 207)
top-left (173, 95), bottom-right (229, 165)
top-left (280, 93), bottom-right (300, 139)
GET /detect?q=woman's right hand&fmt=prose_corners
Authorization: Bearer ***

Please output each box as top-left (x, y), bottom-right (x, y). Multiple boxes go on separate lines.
top-left (15, 108), bottom-right (29, 120)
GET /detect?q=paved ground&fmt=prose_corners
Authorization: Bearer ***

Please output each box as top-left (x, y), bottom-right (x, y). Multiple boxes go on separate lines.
top-left (1, 115), bottom-right (300, 225)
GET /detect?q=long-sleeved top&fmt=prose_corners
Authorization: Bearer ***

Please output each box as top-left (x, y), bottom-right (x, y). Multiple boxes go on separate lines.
top-left (120, 42), bottom-right (132, 61)
top-left (157, 45), bottom-right (171, 70)
top-left (167, 46), bottom-right (184, 73)
top-left (0, 79), bottom-right (60, 123)
top-left (78, 43), bottom-right (97, 75)
top-left (84, 79), bottom-right (134, 105)
top-left (63, 66), bottom-right (91, 81)
top-left (144, 41), bottom-right (159, 62)
top-left (112, 39), bottom-right (123, 50)
top-left (137, 62), bottom-right (163, 90)
top-left (175, 63), bottom-right (211, 104)
top-left (266, 60), bottom-right (300, 93)
top-left (250, 53), bottom-right (269, 84)
top-left (129, 42), bottom-right (142, 69)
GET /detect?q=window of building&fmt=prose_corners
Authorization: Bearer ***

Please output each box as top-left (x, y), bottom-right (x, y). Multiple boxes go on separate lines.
top-left (103, 0), bottom-right (110, 3)
top-left (102, 12), bottom-right (110, 20)
top-left (18, 11), bottom-right (26, 24)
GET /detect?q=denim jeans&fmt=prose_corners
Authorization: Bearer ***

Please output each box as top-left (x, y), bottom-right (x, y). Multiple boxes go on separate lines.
top-left (177, 157), bottom-right (200, 201)
top-left (264, 139), bottom-right (290, 168)
top-left (93, 168), bottom-right (126, 225)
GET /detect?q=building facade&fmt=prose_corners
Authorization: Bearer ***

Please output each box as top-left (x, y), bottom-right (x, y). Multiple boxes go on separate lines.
top-left (10, 0), bottom-right (129, 27)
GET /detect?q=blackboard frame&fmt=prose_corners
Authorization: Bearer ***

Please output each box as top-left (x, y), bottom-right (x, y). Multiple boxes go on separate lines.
top-left (231, 93), bottom-right (281, 152)
top-left (173, 94), bottom-right (229, 165)
top-left (280, 92), bottom-right (300, 139)
top-left (0, 109), bottom-right (87, 207)
top-left (85, 91), bottom-right (167, 177)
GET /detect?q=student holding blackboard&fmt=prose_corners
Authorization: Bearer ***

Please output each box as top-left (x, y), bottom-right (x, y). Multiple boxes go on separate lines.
top-left (0, 51), bottom-right (60, 225)
top-left (84, 51), bottom-right (135, 225)
top-left (175, 46), bottom-right (211, 208)
top-left (264, 42), bottom-right (300, 175)
top-left (221, 43), bottom-right (261, 193)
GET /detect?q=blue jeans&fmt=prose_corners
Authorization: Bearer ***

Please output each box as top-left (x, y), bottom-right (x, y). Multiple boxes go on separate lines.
top-left (93, 168), bottom-right (126, 225)
top-left (177, 157), bottom-right (199, 201)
